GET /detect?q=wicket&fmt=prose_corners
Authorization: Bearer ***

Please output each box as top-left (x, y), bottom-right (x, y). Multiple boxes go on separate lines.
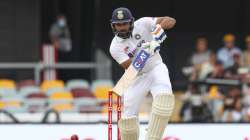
top-left (108, 91), bottom-right (122, 140)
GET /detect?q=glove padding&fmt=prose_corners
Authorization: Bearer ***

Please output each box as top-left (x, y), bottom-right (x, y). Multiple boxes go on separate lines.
top-left (151, 24), bottom-right (167, 44)
top-left (142, 40), bottom-right (160, 56)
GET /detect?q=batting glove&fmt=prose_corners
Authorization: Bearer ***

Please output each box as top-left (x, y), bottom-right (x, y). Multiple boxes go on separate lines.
top-left (151, 24), bottom-right (167, 44)
top-left (142, 40), bottom-right (160, 56)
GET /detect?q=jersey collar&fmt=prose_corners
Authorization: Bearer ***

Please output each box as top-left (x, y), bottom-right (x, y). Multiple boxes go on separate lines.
top-left (115, 36), bottom-right (125, 42)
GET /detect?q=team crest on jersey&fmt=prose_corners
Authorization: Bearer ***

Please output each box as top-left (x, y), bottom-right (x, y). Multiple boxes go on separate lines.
top-left (117, 11), bottom-right (124, 19)
top-left (135, 34), bottom-right (141, 40)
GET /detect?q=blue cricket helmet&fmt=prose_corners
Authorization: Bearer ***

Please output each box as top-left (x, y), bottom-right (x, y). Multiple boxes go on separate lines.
top-left (111, 7), bottom-right (134, 23)
top-left (110, 7), bottom-right (134, 39)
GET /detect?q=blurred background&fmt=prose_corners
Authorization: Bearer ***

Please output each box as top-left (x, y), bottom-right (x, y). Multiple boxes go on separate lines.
top-left (0, 0), bottom-right (250, 139)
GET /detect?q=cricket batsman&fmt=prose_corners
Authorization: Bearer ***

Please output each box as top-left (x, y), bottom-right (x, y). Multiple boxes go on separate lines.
top-left (109, 7), bottom-right (176, 140)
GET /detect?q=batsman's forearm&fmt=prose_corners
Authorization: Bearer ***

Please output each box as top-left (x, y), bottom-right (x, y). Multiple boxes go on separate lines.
top-left (157, 16), bottom-right (176, 30)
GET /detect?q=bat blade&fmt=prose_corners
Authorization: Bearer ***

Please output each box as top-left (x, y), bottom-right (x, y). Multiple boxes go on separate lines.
top-left (112, 50), bottom-right (150, 96)
top-left (112, 66), bottom-right (137, 96)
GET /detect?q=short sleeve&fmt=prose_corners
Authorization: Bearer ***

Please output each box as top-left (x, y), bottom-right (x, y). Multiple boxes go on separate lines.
top-left (135, 17), bottom-right (157, 31)
top-left (110, 45), bottom-right (130, 64)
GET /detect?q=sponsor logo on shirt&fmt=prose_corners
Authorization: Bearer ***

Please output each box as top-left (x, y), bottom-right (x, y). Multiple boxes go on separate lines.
top-left (137, 40), bottom-right (145, 48)
top-left (135, 34), bottom-right (141, 40)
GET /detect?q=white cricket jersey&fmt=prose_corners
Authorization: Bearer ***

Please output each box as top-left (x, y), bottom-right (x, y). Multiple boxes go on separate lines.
top-left (109, 17), bottom-right (163, 73)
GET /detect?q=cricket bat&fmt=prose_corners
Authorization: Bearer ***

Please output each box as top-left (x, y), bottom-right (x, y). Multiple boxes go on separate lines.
top-left (112, 49), bottom-right (151, 96)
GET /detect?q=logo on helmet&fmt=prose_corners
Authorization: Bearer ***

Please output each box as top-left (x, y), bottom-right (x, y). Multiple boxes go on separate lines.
top-left (117, 11), bottom-right (124, 19)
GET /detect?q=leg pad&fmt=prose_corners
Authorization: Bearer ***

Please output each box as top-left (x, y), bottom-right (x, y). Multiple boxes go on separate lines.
top-left (146, 94), bottom-right (175, 140)
top-left (118, 116), bottom-right (139, 140)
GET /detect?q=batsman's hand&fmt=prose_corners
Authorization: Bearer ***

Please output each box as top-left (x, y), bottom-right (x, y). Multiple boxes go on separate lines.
top-left (151, 24), bottom-right (167, 43)
top-left (142, 40), bottom-right (160, 56)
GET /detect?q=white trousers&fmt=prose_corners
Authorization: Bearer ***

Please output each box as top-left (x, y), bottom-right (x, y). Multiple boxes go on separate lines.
top-left (123, 63), bottom-right (173, 118)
